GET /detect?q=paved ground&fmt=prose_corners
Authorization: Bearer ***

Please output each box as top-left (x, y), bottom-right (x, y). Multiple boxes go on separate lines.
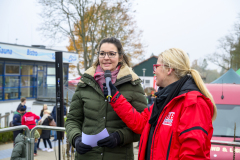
top-left (0, 138), bottom-right (139, 160)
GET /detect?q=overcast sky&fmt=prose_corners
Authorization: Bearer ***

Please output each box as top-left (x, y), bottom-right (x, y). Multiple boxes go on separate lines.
top-left (0, 0), bottom-right (240, 72)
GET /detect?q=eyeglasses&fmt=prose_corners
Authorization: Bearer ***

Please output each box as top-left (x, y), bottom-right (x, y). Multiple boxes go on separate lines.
top-left (153, 64), bottom-right (167, 72)
top-left (98, 51), bottom-right (118, 58)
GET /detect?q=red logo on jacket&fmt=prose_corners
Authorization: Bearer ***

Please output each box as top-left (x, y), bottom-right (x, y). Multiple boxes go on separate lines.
top-left (162, 112), bottom-right (175, 126)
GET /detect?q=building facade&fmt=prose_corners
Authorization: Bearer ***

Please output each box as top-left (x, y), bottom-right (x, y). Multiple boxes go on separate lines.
top-left (132, 56), bottom-right (158, 90)
top-left (0, 42), bottom-right (77, 101)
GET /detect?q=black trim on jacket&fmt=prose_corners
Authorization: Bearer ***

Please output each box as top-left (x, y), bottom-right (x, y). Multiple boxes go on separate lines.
top-left (166, 132), bottom-right (173, 160)
top-left (179, 126), bottom-right (208, 136)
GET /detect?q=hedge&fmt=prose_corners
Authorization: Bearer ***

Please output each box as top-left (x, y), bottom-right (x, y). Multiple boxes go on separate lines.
top-left (0, 128), bottom-right (13, 143)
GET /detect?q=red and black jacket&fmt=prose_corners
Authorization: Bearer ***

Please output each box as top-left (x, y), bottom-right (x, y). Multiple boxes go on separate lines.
top-left (110, 89), bottom-right (214, 160)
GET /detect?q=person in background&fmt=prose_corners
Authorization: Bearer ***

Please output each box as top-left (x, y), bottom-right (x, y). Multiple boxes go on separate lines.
top-left (10, 134), bottom-right (26, 160)
top-left (40, 104), bottom-right (48, 117)
top-left (22, 107), bottom-right (41, 156)
top-left (39, 110), bottom-right (54, 152)
top-left (32, 130), bottom-right (40, 156)
top-left (22, 107), bottom-right (41, 130)
top-left (13, 106), bottom-right (26, 144)
top-left (147, 90), bottom-right (156, 107)
top-left (16, 97), bottom-right (27, 111)
top-left (105, 48), bottom-right (217, 160)
top-left (37, 104), bottom-right (48, 149)
top-left (65, 37), bottom-right (147, 160)
top-left (51, 105), bottom-right (66, 141)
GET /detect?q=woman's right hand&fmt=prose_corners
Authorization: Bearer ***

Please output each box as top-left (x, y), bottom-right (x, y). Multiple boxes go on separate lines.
top-left (75, 136), bottom-right (92, 154)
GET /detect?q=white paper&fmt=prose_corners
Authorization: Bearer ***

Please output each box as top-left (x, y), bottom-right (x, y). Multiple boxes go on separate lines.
top-left (82, 128), bottom-right (109, 147)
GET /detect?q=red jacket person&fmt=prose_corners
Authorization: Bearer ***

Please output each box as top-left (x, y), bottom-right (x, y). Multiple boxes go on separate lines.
top-left (104, 48), bottom-right (217, 160)
top-left (22, 108), bottom-right (41, 130)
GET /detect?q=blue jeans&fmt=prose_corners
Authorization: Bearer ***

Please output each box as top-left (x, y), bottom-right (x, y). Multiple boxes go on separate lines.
top-left (54, 130), bottom-right (57, 140)
top-left (34, 142), bottom-right (37, 154)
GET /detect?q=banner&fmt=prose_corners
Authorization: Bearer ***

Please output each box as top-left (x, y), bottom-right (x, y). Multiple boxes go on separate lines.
top-left (0, 43), bottom-right (78, 63)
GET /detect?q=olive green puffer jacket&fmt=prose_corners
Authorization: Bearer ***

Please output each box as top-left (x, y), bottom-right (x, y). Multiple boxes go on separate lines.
top-left (65, 65), bottom-right (147, 160)
top-left (10, 134), bottom-right (26, 160)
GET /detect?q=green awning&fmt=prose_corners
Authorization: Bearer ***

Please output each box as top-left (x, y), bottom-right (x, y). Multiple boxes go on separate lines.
top-left (236, 68), bottom-right (240, 76)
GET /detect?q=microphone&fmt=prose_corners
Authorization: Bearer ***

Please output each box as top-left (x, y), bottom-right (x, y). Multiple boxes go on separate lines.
top-left (104, 70), bottom-right (112, 102)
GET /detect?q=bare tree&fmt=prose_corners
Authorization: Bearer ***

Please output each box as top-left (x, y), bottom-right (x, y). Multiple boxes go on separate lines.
top-left (38, 0), bottom-right (145, 76)
top-left (208, 13), bottom-right (240, 70)
top-left (191, 58), bottom-right (220, 83)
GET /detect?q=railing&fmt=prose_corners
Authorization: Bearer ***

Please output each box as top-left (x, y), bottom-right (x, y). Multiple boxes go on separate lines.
top-left (211, 140), bottom-right (240, 147)
top-left (1, 125), bottom-right (240, 160)
top-left (30, 126), bottom-right (65, 160)
top-left (0, 125), bottom-right (30, 159)
top-left (0, 112), bottom-right (10, 128)
top-left (0, 125), bottom-right (65, 160)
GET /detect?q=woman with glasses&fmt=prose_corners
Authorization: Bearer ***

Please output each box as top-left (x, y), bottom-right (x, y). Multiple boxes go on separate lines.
top-left (65, 37), bottom-right (147, 160)
top-left (104, 48), bottom-right (217, 160)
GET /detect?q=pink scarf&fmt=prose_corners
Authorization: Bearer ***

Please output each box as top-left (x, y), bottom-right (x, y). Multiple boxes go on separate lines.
top-left (94, 65), bottom-right (121, 92)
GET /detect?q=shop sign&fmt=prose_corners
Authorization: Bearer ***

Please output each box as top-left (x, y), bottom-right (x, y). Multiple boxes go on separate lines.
top-left (0, 44), bottom-right (78, 63)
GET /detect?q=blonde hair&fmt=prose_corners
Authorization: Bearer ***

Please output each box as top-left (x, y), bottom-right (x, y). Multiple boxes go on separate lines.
top-left (44, 110), bottom-right (51, 114)
top-left (43, 104), bottom-right (47, 109)
top-left (42, 104), bottom-right (48, 112)
top-left (159, 48), bottom-right (217, 121)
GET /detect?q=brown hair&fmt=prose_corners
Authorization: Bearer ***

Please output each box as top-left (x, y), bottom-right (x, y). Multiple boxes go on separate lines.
top-left (93, 37), bottom-right (130, 67)
top-left (20, 97), bottom-right (26, 103)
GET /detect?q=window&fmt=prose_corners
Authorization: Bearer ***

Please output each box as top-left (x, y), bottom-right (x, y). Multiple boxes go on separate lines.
top-left (21, 76), bottom-right (36, 86)
top-left (21, 65), bottom-right (33, 75)
top-left (213, 104), bottom-right (240, 137)
top-left (63, 65), bottom-right (68, 77)
top-left (6, 64), bottom-right (20, 74)
top-left (4, 88), bottom-right (19, 99)
top-left (0, 64), bottom-right (2, 100)
top-left (0, 63), bottom-right (3, 75)
top-left (47, 66), bottom-right (55, 75)
top-left (38, 65), bottom-right (44, 70)
top-left (21, 87), bottom-right (33, 98)
top-left (5, 76), bottom-right (19, 87)
top-left (47, 76), bottom-right (55, 87)
top-left (0, 76), bottom-right (2, 100)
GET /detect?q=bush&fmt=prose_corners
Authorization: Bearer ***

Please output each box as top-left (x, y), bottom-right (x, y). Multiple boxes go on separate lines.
top-left (0, 128), bottom-right (13, 143)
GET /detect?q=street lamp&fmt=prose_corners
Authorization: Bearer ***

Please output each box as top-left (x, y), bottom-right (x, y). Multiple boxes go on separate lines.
top-left (142, 68), bottom-right (146, 89)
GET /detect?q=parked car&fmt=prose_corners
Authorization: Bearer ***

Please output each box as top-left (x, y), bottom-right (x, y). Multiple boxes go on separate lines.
top-left (206, 84), bottom-right (240, 159)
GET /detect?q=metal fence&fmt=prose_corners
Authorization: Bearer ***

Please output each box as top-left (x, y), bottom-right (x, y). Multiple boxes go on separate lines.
top-left (0, 125), bottom-right (65, 160)
top-left (0, 125), bottom-right (30, 159)
top-left (1, 125), bottom-right (240, 160)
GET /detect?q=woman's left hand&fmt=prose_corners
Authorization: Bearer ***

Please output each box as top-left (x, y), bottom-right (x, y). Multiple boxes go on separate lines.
top-left (103, 81), bottom-right (120, 102)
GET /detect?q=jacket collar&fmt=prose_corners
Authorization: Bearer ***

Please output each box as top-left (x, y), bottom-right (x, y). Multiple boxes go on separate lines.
top-left (80, 64), bottom-right (140, 85)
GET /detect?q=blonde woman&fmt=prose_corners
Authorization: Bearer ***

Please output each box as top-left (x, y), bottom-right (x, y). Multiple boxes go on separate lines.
top-left (105, 48), bottom-right (217, 160)
top-left (38, 110), bottom-right (54, 152)
top-left (37, 104), bottom-right (48, 150)
top-left (40, 104), bottom-right (48, 117)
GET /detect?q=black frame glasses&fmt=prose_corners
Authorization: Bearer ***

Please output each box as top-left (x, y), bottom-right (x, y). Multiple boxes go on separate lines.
top-left (97, 51), bottom-right (118, 58)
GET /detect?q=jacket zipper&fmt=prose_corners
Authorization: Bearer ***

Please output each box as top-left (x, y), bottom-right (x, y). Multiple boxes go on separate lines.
top-left (166, 132), bottom-right (173, 160)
